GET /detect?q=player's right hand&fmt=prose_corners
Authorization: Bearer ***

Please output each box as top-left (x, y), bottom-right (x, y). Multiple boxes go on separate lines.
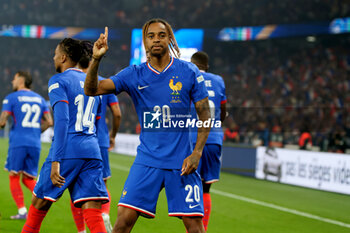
top-left (93, 27), bottom-right (109, 60)
top-left (50, 161), bottom-right (65, 188)
top-left (108, 136), bottom-right (115, 151)
top-left (181, 151), bottom-right (201, 176)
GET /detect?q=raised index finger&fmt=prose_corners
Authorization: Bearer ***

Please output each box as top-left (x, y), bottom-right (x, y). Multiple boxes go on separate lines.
top-left (104, 27), bottom-right (108, 39)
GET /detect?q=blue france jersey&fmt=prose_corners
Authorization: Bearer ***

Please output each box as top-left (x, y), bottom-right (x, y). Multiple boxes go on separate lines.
top-left (47, 68), bottom-right (102, 161)
top-left (191, 72), bottom-right (227, 145)
top-left (110, 57), bottom-right (208, 169)
top-left (2, 90), bottom-right (49, 149)
top-left (97, 76), bottom-right (119, 148)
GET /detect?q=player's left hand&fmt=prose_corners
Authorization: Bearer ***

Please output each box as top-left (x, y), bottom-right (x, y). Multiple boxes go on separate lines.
top-left (50, 162), bottom-right (65, 188)
top-left (181, 151), bottom-right (201, 176)
top-left (93, 27), bottom-right (109, 60)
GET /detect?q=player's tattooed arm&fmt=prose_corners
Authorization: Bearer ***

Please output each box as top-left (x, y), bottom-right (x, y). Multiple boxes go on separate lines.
top-left (84, 57), bottom-right (100, 96)
top-left (181, 97), bottom-right (211, 176)
top-left (85, 27), bottom-right (115, 96)
top-left (0, 111), bottom-right (10, 128)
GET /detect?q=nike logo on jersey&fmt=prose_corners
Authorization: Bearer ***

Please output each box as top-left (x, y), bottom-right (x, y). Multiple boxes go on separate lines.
top-left (189, 204), bottom-right (200, 209)
top-left (138, 85), bottom-right (149, 90)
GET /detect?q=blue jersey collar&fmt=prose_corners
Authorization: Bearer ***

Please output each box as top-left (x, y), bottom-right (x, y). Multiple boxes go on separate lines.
top-left (66, 68), bottom-right (84, 73)
top-left (147, 56), bottom-right (174, 75)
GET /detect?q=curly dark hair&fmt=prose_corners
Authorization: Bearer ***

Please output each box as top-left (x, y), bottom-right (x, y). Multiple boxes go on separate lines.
top-left (191, 51), bottom-right (209, 71)
top-left (78, 40), bottom-right (93, 69)
top-left (58, 38), bottom-right (83, 63)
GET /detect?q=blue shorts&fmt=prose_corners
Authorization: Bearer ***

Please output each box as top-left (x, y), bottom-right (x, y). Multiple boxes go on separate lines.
top-left (34, 159), bottom-right (109, 207)
top-left (118, 163), bottom-right (204, 218)
top-left (100, 147), bottom-right (111, 180)
top-left (196, 144), bottom-right (222, 184)
top-left (5, 146), bottom-right (40, 177)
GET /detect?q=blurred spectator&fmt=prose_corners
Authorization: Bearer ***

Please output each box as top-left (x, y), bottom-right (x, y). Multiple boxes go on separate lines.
top-left (253, 121), bottom-right (270, 147)
top-left (135, 123), bottom-right (141, 134)
top-left (328, 127), bottom-right (347, 153)
top-left (269, 125), bottom-right (284, 148)
top-left (224, 122), bottom-right (240, 143)
top-left (299, 131), bottom-right (313, 150)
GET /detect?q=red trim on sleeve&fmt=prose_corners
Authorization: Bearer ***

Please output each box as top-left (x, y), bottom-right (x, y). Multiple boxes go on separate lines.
top-left (109, 102), bottom-right (119, 106)
top-left (221, 100), bottom-right (227, 104)
top-left (4, 111), bottom-right (15, 123)
top-left (96, 116), bottom-right (102, 120)
top-left (59, 100), bottom-right (69, 104)
top-left (43, 111), bottom-right (50, 114)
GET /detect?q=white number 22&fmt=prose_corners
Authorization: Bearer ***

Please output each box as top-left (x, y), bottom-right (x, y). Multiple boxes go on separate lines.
top-left (21, 103), bottom-right (41, 128)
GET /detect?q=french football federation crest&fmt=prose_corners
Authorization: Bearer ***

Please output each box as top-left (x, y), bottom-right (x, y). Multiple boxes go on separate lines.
top-left (169, 76), bottom-right (182, 103)
top-left (169, 78), bottom-right (182, 95)
top-left (122, 189), bottom-right (127, 198)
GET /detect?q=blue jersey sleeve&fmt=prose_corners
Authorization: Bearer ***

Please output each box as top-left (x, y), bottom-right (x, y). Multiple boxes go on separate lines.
top-left (48, 75), bottom-right (68, 107)
top-left (109, 66), bottom-right (134, 95)
top-left (107, 93), bottom-right (118, 107)
top-left (51, 101), bottom-right (69, 162)
top-left (1, 94), bottom-right (13, 113)
top-left (218, 75), bottom-right (227, 104)
top-left (97, 96), bottom-right (102, 118)
top-left (189, 64), bottom-right (208, 103)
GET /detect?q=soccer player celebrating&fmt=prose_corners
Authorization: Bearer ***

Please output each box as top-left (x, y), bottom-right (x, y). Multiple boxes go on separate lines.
top-left (190, 51), bottom-right (227, 232)
top-left (70, 40), bottom-right (122, 233)
top-left (85, 19), bottom-right (211, 233)
top-left (0, 71), bottom-right (53, 219)
top-left (21, 38), bottom-right (109, 233)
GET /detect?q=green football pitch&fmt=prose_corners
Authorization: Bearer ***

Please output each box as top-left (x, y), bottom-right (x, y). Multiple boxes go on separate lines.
top-left (0, 137), bottom-right (350, 233)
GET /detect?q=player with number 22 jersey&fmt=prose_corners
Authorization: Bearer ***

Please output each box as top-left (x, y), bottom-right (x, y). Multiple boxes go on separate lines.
top-left (3, 90), bottom-right (49, 176)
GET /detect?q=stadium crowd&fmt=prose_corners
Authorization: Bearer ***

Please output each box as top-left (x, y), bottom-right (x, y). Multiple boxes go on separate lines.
top-left (208, 34), bottom-right (350, 153)
top-left (0, 0), bottom-right (349, 28)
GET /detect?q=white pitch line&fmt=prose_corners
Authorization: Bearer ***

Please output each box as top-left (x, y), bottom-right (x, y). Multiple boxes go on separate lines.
top-left (109, 161), bottom-right (350, 229)
top-left (211, 189), bottom-right (350, 229)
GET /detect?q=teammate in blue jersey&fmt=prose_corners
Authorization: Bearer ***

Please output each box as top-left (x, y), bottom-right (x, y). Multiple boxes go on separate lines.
top-left (21, 38), bottom-right (109, 233)
top-left (85, 19), bottom-right (211, 233)
top-left (190, 51), bottom-right (227, 231)
top-left (69, 40), bottom-right (122, 233)
top-left (0, 71), bottom-right (53, 219)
